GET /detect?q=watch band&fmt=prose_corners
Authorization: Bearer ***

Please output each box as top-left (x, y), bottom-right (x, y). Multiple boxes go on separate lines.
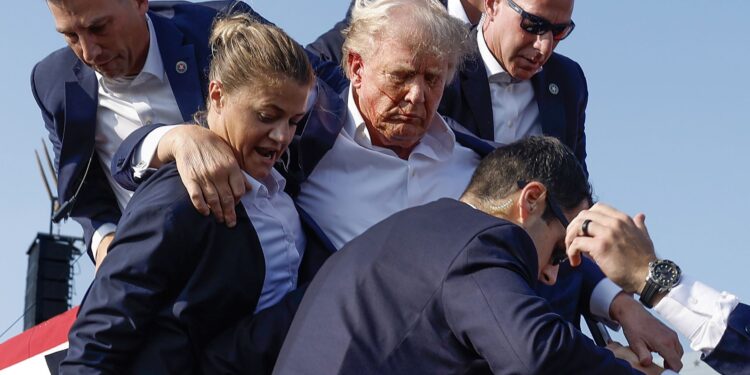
top-left (639, 279), bottom-right (661, 309)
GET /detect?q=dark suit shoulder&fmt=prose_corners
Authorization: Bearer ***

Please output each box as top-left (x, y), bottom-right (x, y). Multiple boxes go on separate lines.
top-left (34, 46), bottom-right (79, 72)
top-left (544, 52), bottom-right (587, 86)
top-left (121, 163), bottom-right (206, 229)
top-left (462, 219), bottom-right (539, 281)
top-left (31, 47), bottom-right (79, 104)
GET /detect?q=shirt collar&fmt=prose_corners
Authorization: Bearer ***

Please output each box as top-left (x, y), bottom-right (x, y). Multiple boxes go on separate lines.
top-left (477, 23), bottom-right (541, 84)
top-left (345, 85), bottom-right (456, 160)
top-left (447, 0), bottom-right (471, 25)
top-left (97, 14), bottom-right (166, 88)
top-left (242, 168), bottom-right (286, 203)
top-left (138, 15), bottom-right (166, 83)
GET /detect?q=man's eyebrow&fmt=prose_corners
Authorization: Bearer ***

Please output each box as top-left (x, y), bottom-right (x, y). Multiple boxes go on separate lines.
top-left (56, 15), bottom-right (109, 33)
top-left (384, 65), bottom-right (416, 75)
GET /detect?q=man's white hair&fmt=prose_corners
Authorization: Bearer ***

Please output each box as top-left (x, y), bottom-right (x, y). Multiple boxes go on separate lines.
top-left (341, 0), bottom-right (473, 82)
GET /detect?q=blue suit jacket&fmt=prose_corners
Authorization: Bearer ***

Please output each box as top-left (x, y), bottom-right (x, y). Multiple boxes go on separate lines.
top-left (61, 163), bottom-right (332, 374)
top-left (30, 1), bottom-right (260, 256)
top-left (438, 29), bottom-right (589, 174)
top-left (274, 198), bottom-right (641, 375)
top-left (703, 303), bottom-right (750, 374)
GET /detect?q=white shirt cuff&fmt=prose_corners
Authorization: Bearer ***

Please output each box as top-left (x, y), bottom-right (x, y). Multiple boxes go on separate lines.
top-left (590, 278), bottom-right (623, 329)
top-left (92, 223), bottom-right (117, 260)
top-left (654, 274), bottom-right (739, 355)
top-left (132, 125), bottom-right (180, 180)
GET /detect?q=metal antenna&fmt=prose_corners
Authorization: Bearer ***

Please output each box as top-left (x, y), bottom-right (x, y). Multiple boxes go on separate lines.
top-left (41, 138), bottom-right (58, 185)
top-left (34, 150), bottom-right (54, 203)
top-left (34, 141), bottom-right (60, 234)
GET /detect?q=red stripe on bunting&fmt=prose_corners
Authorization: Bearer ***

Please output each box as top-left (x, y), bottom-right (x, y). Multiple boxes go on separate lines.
top-left (0, 306), bottom-right (78, 369)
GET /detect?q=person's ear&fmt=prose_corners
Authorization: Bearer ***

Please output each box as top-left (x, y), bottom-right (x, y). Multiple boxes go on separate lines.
top-left (208, 80), bottom-right (225, 114)
top-left (518, 181), bottom-right (545, 224)
top-left (134, 0), bottom-right (149, 16)
top-left (484, 0), bottom-right (499, 21)
top-left (348, 52), bottom-right (365, 89)
top-left (538, 263), bottom-right (559, 286)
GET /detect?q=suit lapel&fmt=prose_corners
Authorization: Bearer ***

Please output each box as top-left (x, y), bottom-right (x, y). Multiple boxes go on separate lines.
top-left (150, 12), bottom-right (205, 121)
top-left (59, 61), bottom-right (98, 201)
top-left (460, 31), bottom-right (495, 140)
top-left (531, 68), bottom-right (565, 141)
top-left (460, 57), bottom-right (495, 140)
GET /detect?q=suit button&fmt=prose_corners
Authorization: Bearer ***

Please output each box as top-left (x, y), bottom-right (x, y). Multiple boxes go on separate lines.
top-left (745, 325), bottom-right (750, 335)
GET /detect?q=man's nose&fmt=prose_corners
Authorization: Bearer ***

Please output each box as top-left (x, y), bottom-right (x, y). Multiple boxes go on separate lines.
top-left (533, 32), bottom-right (554, 59)
top-left (403, 80), bottom-right (426, 104)
top-left (79, 35), bottom-right (102, 64)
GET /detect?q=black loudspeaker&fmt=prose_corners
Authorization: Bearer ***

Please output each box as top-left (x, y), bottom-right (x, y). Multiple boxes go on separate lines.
top-left (24, 233), bottom-right (80, 330)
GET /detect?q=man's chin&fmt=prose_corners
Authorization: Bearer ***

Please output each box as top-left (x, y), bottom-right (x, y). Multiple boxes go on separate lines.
top-left (91, 62), bottom-right (125, 79)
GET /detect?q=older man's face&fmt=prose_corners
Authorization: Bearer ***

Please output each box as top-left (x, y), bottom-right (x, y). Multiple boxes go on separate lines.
top-left (483, 0), bottom-right (573, 80)
top-left (349, 38), bottom-right (450, 158)
top-left (48, 0), bottom-right (149, 78)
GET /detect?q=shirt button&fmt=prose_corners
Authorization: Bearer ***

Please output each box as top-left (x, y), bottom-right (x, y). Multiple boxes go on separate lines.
top-left (688, 297), bottom-right (698, 305)
top-left (508, 121), bottom-right (514, 128)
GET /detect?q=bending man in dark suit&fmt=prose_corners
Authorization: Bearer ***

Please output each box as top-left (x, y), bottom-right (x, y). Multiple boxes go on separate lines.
top-left (32, 0), bottom-right (257, 266)
top-left (274, 136), bottom-right (665, 375)
top-left (566, 204), bottom-right (750, 375)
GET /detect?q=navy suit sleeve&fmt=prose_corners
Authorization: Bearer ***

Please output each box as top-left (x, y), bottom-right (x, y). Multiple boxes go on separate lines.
top-left (30, 63), bottom-right (121, 259)
top-left (111, 123), bottom-right (166, 191)
top-left (702, 303), bottom-right (750, 375)
top-left (60, 186), bottom-right (200, 373)
top-left (442, 225), bottom-right (641, 374)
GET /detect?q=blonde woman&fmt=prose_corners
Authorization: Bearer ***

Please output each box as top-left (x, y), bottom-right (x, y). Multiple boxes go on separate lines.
top-left (61, 14), bottom-right (320, 374)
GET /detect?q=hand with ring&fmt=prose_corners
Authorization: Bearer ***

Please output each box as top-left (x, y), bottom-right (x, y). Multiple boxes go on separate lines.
top-left (564, 203), bottom-right (657, 294)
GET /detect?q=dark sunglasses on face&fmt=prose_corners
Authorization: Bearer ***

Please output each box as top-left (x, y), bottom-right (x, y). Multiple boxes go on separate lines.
top-left (505, 0), bottom-right (576, 41)
top-left (517, 180), bottom-right (569, 266)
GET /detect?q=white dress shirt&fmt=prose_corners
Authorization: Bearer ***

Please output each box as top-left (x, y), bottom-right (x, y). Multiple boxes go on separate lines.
top-left (477, 24), bottom-right (543, 145)
top-left (91, 15), bottom-right (183, 255)
top-left (296, 87), bottom-right (480, 250)
top-left (654, 274), bottom-right (740, 355)
top-left (240, 169), bottom-right (306, 312)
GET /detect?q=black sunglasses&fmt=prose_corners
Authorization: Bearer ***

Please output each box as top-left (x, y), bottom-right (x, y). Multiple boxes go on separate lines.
top-left (505, 0), bottom-right (576, 41)
top-left (517, 181), bottom-right (569, 265)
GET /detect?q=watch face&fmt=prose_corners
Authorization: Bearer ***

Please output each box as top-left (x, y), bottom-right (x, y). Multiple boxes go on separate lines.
top-left (651, 261), bottom-right (681, 288)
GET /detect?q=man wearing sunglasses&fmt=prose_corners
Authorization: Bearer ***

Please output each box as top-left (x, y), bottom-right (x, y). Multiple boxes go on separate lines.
top-left (440, 0), bottom-right (584, 168)
top-left (275, 136), bottom-right (666, 375)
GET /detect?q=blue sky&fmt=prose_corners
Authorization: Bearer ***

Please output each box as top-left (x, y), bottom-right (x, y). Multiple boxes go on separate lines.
top-left (1, 1), bottom-right (747, 369)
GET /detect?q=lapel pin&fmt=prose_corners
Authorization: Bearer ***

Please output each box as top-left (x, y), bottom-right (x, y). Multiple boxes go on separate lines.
top-left (176, 61), bottom-right (188, 74)
top-left (548, 83), bottom-right (559, 95)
